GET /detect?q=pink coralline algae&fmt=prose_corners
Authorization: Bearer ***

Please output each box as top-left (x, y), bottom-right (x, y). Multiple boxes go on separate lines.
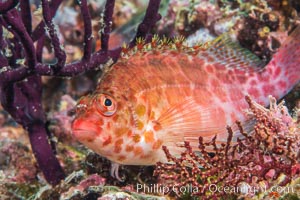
top-left (60, 173), bottom-right (106, 199)
top-left (0, 141), bottom-right (38, 183)
top-left (154, 95), bottom-right (300, 199)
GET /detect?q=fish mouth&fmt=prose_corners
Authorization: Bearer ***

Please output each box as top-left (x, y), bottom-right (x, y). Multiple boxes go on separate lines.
top-left (72, 129), bottom-right (96, 134)
top-left (72, 129), bottom-right (99, 142)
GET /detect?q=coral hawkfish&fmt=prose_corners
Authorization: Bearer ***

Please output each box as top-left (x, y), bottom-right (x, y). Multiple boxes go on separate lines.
top-left (72, 27), bottom-right (300, 178)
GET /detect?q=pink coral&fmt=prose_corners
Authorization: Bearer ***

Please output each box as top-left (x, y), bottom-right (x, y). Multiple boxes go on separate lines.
top-left (61, 174), bottom-right (106, 199)
top-left (154, 95), bottom-right (300, 199)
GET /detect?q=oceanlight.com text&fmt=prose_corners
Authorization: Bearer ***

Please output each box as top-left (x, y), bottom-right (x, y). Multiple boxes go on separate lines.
top-left (209, 183), bottom-right (297, 195)
top-left (136, 183), bottom-right (299, 195)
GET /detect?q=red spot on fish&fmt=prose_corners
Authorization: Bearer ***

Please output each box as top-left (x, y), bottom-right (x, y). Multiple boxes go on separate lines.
top-left (152, 139), bottom-right (163, 149)
top-left (217, 72), bottom-right (231, 84)
top-left (258, 73), bottom-right (270, 82)
top-left (278, 80), bottom-right (287, 89)
top-left (284, 70), bottom-right (289, 77)
top-left (153, 123), bottom-right (162, 131)
top-left (96, 119), bottom-right (104, 128)
top-left (127, 130), bottom-right (133, 137)
top-left (134, 146), bottom-right (143, 156)
top-left (103, 136), bottom-right (112, 146)
top-left (236, 76), bottom-right (247, 84)
top-left (215, 63), bottom-right (226, 71)
top-left (114, 139), bottom-right (123, 153)
top-left (106, 122), bottom-right (111, 130)
top-left (112, 115), bottom-right (119, 122)
top-left (125, 145), bottom-right (134, 152)
top-left (117, 155), bottom-right (126, 161)
top-left (115, 127), bottom-right (129, 137)
top-left (289, 74), bottom-right (298, 83)
top-left (140, 153), bottom-right (151, 159)
top-left (274, 67), bottom-right (281, 78)
top-left (247, 87), bottom-right (260, 99)
top-left (132, 134), bottom-right (141, 143)
top-left (211, 79), bottom-right (220, 88)
top-left (144, 130), bottom-right (155, 143)
top-left (206, 64), bottom-right (215, 73)
top-left (262, 85), bottom-right (275, 94)
top-left (233, 68), bottom-right (244, 75)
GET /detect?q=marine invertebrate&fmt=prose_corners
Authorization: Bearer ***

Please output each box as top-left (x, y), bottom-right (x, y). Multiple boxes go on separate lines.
top-left (0, 0), bottom-right (161, 185)
top-left (154, 96), bottom-right (300, 199)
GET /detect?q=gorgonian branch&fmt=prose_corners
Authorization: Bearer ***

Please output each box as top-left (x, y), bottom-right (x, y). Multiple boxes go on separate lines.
top-left (0, 22), bottom-right (7, 68)
top-left (20, 0), bottom-right (32, 34)
top-left (36, 35), bottom-right (45, 62)
top-left (100, 0), bottom-right (115, 51)
top-left (41, 0), bottom-right (66, 68)
top-left (1, 0), bottom-right (162, 79)
top-left (80, 0), bottom-right (93, 61)
top-left (0, 0), bottom-right (19, 14)
top-left (32, 0), bottom-right (63, 42)
top-left (0, 18), bottom-right (10, 68)
top-left (0, 67), bottom-right (30, 83)
top-left (6, 34), bottom-right (21, 66)
top-left (133, 0), bottom-right (161, 40)
top-left (3, 9), bottom-right (36, 68)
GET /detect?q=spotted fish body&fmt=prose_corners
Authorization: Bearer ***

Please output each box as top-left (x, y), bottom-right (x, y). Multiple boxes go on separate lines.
top-left (72, 27), bottom-right (300, 166)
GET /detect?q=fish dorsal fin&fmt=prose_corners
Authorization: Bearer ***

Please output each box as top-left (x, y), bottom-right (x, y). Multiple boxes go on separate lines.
top-left (203, 33), bottom-right (265, 71)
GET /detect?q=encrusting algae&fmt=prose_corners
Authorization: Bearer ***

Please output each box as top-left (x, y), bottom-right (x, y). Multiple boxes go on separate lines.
top-left (72, 25), bottom-right (300, 181)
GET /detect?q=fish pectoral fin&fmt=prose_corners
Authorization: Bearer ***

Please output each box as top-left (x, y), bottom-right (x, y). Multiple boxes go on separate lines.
top-left (155, 97), bottom-right (228, 154)
top-left (156, 97), bottom-right (226, 135)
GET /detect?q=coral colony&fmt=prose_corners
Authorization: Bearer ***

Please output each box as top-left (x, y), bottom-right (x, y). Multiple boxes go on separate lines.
top-left (154, 96), bottom-right (300, 199)
top-left (0, 0), bottom-right (161, 185)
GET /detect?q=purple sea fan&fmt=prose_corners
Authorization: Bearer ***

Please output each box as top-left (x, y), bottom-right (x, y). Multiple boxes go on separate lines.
top-left (154, 95), bottom-right (300, 199)
top-left (0, 0), bottom-right (161, 185)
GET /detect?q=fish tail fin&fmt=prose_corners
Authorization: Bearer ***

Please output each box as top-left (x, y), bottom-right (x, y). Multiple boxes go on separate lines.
top-left (267, 26), bottom-right (300, 93)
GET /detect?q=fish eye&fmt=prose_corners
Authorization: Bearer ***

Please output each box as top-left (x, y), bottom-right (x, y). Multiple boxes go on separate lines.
top-left (95, 94), bottom-right (117, 116)
top-left (104, 98), bottom-right (112, 106)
